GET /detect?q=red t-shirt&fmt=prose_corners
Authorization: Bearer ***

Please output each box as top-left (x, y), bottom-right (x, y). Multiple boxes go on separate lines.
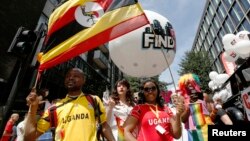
top-left (1, 120), bottom-right (14, 141)
top-left (130, 104), bottom-right (174, 141)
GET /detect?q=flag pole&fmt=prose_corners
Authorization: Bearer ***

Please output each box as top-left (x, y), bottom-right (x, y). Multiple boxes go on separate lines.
top-left (149, 24), bottom-right (177, 91)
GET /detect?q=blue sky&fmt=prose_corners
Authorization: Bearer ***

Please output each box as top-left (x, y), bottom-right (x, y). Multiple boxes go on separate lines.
top-left (139, 0), bottom-right (206, 90)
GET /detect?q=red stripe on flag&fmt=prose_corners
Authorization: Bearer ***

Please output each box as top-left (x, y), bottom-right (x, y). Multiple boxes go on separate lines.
top-left (39, 14), bottom-right (148, 71)
top-left (47, 6), bottom-right (78, 38)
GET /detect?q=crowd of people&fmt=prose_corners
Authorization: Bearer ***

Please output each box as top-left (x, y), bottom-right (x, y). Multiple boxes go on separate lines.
top-left (0, 68), bottom-right (244, 141)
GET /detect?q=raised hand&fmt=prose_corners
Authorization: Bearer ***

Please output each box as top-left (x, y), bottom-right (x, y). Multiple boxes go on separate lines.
top-left (26, 88), bottom-right (40, 108)
top-left (175, 95), bottom-right (185, 115)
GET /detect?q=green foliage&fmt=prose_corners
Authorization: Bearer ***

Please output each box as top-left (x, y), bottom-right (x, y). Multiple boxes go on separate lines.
top-left (125, 75), bottom-right (169, 92)
top-left (178, 51), bottom-right (212, 91)
top-left (124, 76), bottom-right (141, 92)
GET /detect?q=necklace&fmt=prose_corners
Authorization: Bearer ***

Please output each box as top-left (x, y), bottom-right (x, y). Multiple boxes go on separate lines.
top-left (149, 104), bottom-right (159, 119)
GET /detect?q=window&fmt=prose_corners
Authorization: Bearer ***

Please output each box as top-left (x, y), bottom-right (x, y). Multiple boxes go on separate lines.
top-left (212, 0), bottom-right (220, 7)
top-left (203, 21), bottom-right (208, 33)
top-left (215, 59), bottom-right (223, 73)
top-left (208, 5), bottom-right (215, 17)
top-left (201, 27), bottom-right (205, 40)
top-left (213, 15), bottom-right (220, 32)
top-left (196, 44), bottom-right (200, 51)
top-left (224, 17), bottom-right (234, 33)
top-left (214, 37), bottom-right (223, 53)
top-left (229, 8), bottom-right (240, 26)
top-left (210, 47), bottom-right (217, 59)
top-left (218, 3), bottom-right (227, 20)
top-left (238, 19), bottom-right (250, 31)
top-left (209, 26), bottom-right (216, 39)
top-left (230, 2), bottom-right (244, 26)
top-left (215, 61), bottom-right (220, 72)
top-left (223, 0), bottom-right (234, 9)
top-left (239, 0), bottom-right (250, 12)
top-left (218, 28), bottom-right (226, 41)
top-left (204, 40), bottom-right (209, 51)
top-left (199, 36), bottom-right (203, 46)
top-left (207, 33), bottom-right (212, 46)
top-left (242, 19), bottom-right (250, 30)
top-left (205, 16), bottom-right (211, 27)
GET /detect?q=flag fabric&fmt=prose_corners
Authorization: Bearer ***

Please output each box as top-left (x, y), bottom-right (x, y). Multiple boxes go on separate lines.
top-left (189, 103), bottom-right (206, 127)
top-left (38, 0), bottom-right (149, 71)
top-left (187, 103), bottom-right (213, 141)
top-left (115, 115), bottom-right (125, 141)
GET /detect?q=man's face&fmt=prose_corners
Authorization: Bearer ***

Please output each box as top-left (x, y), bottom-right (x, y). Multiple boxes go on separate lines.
top-left (64, 69), bottom-right (85, 91)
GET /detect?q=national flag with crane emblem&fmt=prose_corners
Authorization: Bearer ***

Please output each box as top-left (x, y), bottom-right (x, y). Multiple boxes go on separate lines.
top-left (38, 0), bottom-right (149, 71)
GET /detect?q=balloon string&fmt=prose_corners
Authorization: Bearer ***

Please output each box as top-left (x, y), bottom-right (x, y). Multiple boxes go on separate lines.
top-left (150, 24), bottom-right (177, 91)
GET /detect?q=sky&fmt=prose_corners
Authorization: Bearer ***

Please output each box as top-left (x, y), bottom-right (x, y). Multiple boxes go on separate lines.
top-left (139, 0), bottom-right (206, 91)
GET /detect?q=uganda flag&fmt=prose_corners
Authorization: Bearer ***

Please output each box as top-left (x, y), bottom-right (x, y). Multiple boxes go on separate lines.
top-left (38, 0), bottom-right (149, 71)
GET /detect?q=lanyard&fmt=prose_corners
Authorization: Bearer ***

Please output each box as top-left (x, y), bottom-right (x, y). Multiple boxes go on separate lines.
top-left (149, 105), bottom-right (159, 119)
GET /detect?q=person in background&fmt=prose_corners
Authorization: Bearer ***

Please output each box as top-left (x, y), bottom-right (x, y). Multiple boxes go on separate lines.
top-left (16, 113), bottom-right (28, 141)
top-left (1, 113), bottom-right (19, 141)
top-left (24, 68), bottom-right (115, 141)
top-left (123, 79), bottom-right (184, 141)
top-left (10, 125), bottom-right (17, 141)
top-left (179, 73), bottom-right (213, 141)
top-left (211, 94), bottom-right (233, 125)
top-left (106, 79), bottom-right (136, 141)
top-left (169, 93), bottom-right (188, 141)
top-left (203, 92), bottom-right (214, 113)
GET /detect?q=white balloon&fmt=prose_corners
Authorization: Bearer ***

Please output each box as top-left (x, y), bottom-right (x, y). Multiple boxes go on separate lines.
top-left (216, 73), bottom-right (229, 85)
top-left (218, 89), bottom-right (229, 103)
top-left (222, 34), bottom-right (237, 51)
top-left (224, 50), bottom-right (239, 62)
top-left (209, 71), bottom-right (218, 80)
top-left (109, 10), bottom-right (176, 77)
top-left (212, 92), bottom-right (220, 102)
top-left (208, 80), bottom-right (215, 89)
top-left (236, 30), bottom-right (250, 41)
top-left (234, 40), bottom-right (250, 56)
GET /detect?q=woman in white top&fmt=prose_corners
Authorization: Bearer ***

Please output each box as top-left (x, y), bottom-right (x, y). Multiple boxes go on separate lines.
top-left (106, 79), bottom-right (136, 141)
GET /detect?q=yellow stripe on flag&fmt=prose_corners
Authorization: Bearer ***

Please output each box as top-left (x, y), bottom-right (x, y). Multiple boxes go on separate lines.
top-left (48, 0), bottom-right (92, 29)
top-left (40, 4), bottom-right (144, 64)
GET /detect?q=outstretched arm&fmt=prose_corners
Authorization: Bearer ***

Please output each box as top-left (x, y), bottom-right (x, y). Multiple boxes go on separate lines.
top-left (123, 116), bottom-right (138, 141)
top-left (106, 98), bottom-right (115, 125)
top-left (170, 96), bottom-right (185, 139)
top-left (101, 122), bottom-right (115, 141)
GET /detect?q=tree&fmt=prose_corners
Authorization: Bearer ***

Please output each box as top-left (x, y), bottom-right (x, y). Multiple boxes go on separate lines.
top-left (125, 75), bottom-right (168, 92)
top-left (178, 50), bottom-right (212, 91)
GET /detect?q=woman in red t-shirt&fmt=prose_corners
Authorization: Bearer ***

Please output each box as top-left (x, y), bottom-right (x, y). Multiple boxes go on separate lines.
top-left (1, 113), bottom-right (19, 141)
top-left (123, 79), bottom-right (185, 141)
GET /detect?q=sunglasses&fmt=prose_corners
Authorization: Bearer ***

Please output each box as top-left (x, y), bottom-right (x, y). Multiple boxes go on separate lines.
top-left (143, 86), bottom-right (157, 92)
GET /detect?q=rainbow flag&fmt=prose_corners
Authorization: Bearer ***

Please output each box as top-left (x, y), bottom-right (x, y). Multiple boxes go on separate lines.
top-left (115, 116), bottom-right (125, 141)
top-left (189, 103), bottom-right (206, 127)
top-left (38, 0), bottom-right (149, 71)
top-left (187, 103), bottom-right (210, 141)
top-left (187, 125), bottom-right (208, 141)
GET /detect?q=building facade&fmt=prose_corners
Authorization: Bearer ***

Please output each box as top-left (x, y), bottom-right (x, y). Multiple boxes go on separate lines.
top-left (192, 0), bottom-right (250, 118)
top-left (192, 0), bottom-right (250, 73)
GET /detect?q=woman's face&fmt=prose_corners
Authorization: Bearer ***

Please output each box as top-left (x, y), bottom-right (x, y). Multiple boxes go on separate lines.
top-left (117, 83), bottom-right (128, 96)
top-left (143, 81), bottom-right (158, 104)
top-left (171, 94), bottom-right (178, 105)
